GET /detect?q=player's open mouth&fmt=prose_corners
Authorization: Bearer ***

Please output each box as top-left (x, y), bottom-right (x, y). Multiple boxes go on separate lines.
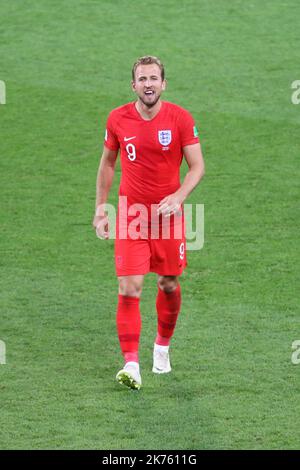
top-left (144, 91), bottom-right (154, 96)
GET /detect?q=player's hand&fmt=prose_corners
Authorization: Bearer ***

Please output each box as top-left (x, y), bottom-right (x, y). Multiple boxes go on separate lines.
top-left (93, 214), bottom-right (110, 239)
top-left (157, 193), bottom-right (183, 217)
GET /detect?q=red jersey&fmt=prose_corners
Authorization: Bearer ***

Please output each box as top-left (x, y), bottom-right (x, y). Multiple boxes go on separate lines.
top-left (104, 101), bottom-right (199, 206)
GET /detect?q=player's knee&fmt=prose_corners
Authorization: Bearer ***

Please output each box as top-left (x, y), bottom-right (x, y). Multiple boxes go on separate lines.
top-left (118, 279), bottom-right (142, 298)
top-left (158, 276), bottom-right (178, 293)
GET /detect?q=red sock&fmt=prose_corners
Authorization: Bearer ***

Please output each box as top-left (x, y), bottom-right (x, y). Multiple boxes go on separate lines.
top-left (116, 295), bottom-right (141, 364)
top-left (155, 284), bottom-right (181, 346)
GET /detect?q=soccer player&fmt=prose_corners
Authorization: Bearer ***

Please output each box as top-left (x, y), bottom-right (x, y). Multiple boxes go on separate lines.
top-left (93, 56), bottom-right (205, 390)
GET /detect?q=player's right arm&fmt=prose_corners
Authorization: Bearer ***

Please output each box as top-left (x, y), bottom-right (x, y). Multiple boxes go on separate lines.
top-left (93, 145), bottom-right (118, 239)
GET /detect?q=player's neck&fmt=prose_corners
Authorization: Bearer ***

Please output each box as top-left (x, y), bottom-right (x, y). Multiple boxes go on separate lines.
top-left (135, 99), bottom-right (162, 121)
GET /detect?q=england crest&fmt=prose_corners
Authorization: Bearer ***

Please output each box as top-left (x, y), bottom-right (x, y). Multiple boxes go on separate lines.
top-left (158, 130), bottom-right (172, 146)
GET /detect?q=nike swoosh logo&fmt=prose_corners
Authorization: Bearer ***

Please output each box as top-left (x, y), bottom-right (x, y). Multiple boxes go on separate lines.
top-left (124, 136), bottom-right (136, 141)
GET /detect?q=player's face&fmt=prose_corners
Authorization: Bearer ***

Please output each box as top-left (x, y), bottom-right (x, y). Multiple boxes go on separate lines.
top-left (132, 64), bottom-right (166, 108)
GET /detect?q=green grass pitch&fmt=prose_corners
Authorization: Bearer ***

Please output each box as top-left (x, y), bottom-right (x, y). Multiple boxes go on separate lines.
top-left (0, 0), bottom-right (299, 449)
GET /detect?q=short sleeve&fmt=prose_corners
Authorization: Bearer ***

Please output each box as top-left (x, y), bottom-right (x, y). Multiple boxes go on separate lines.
top-left (103, 112), bottom-right (120, 151)
top-left (178, 109), bottom-right (200, 148)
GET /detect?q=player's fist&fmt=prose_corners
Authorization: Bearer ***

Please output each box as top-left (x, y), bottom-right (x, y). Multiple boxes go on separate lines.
top-left (93, 214), bottom-right (110, 239)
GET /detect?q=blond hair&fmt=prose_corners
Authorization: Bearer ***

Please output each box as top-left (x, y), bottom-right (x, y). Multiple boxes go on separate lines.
top-left (132, 55), bottom-right (165, 81)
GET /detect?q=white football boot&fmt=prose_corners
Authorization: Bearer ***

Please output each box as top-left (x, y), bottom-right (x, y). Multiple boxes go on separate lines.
top-left (116, 362), bottom-right (142, 390)
top-left (152, 344), bottom-right (172, 374)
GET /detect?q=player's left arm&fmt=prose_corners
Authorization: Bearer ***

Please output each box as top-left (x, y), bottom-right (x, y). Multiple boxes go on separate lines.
top-left (178, 142), bottom-right (205, 201)
top-left (158, 143), bottom-right (205, 216)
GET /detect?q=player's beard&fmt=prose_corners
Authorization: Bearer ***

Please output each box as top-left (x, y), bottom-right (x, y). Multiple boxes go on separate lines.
top-left (139, 92), bottom-right (161, 108)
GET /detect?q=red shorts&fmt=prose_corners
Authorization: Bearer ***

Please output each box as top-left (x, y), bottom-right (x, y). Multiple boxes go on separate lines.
top-left (115, 211), bottom-right (187, 276)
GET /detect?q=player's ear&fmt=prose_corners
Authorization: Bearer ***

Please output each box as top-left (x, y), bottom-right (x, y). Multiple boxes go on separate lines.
top-left (162, 79), bottom-right (167, 91)
top-left (131, 80), bottom-right (136, 92)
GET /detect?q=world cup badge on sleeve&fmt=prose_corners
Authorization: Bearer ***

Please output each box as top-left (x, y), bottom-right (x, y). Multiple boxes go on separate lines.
top-left (158, 130), bottom-right (172, 146)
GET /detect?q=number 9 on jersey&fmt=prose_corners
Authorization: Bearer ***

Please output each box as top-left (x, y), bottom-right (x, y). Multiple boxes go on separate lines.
top-left (126, 143), bottom-right (137, 161)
